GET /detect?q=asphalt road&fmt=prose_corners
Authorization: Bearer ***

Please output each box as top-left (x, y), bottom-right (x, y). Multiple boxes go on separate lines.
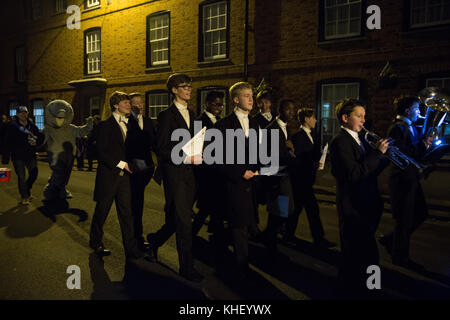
top-left (1, 161), bottom-right (449, 300)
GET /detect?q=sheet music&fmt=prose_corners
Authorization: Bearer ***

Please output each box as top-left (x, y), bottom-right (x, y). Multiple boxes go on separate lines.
top-left (181, 127), bottom-right (206, 156)
top-left (318, 143), bottom-right (328, 170)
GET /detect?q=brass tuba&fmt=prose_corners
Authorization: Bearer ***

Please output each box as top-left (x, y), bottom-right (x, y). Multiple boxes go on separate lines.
top-left (418, 87), bottom-right (450, 144)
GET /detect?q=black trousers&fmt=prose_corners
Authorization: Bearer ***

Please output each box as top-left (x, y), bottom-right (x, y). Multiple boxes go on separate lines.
top-left (90, 174), bottom-right (141, 259)
top-left (287, 181), bottom-right (325, 241)
top-left (387, 174), bottom-right (428, 261)
top-left (266, 175), bottom-right (294, 250)
top-left (339, 215), bottom-right (379, 290)
top-left (153, 165), bottom-right (196, 273)
top-left (12, 158), bottom-right (38, 199)
top-left (130, 168), bottom-right (154, 244)
top-left (230, 227), bottom-right (249, 274)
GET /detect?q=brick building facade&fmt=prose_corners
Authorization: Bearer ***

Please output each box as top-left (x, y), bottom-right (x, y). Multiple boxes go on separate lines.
top-left (1, 0), bottom-right (449, 147)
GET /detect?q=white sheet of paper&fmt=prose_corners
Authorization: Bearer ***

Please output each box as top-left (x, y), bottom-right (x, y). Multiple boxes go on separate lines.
top-left (318, 143), bottom-right (328, 170)
top-left (259, 166), bottom-right (287, 176)
top-left (182, 127), bottom-right (207, 156)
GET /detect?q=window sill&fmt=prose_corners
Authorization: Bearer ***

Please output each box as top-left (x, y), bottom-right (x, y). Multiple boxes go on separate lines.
top-left (83, 73), bottom-right (102, 79)
top-left (401, 24), bottom-right (450, 36)
top-left (145, 65), bottom-right (172, 74)
top-left (317, 36), bottom-right (367, 46)
top-left (83, 6), bottom-right (101, 13)
top-left (197, 58), bottom-right (232, 68)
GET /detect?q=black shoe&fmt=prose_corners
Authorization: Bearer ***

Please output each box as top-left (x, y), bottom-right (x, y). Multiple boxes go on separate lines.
top-left (314, 238), bottom-right (336, 248)
top-left (94, 246), bottom-right (111, 257)
top-left (138, 240), bottom-right (150, 252)
top-left (180, 268), bottom-right (204, 283)
top-left (143, 251), bottom-right (157, 263)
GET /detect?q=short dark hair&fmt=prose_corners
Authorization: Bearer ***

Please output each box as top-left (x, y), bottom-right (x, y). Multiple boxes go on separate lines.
top-left (336, 98), bottom-right (365, 124)
top-left (166, 73), bottom-right (192, 96)
top-left (279, 99), bottom-right (295, 114)
top-left (205, 90), bottom-right (225, 104)
top-left (129, 92), bottom-right (142, 100)
top-left (256, 90), bottom-right (273, 102)
top-left (394, 95), bottom-right (421, 116)
top-left (298, 107), bottom-right (315, 125)
top-left (110, 91), bottom-right (130, 111)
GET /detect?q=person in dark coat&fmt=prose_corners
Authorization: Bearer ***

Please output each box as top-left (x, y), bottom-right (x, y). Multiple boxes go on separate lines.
top-left (263, 99), bottom-right (296, 258)
top-left (286, 107), bottom-right (335, 248)
top-left (125, 92), bottom-right (156, 252)
top-left (329, 99), bottom-right (389, 294)
top-left (379, 95), bottom-right (433, 269)
top-left (2, 106), bottom-right (44, 205)
top-left (86, 115), bottom-right (101, 171)
top-left (192, 90), bottom-right (225, 236)
top-left (253, 90), bottom-right (275, 129)
top-left (215, 82), bottom-right (260, 280)
top-left (146, 73), bottom-right (204, 282)
top-left (89, 91), bottom-right (149, 262)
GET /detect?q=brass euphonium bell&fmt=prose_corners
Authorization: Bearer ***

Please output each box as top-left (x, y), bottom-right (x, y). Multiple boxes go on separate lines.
top-left (418, 87), bottom-right (450, 143)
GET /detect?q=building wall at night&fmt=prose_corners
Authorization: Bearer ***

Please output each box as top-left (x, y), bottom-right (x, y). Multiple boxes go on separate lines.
top-left (1, 0), bottom-right (450, 143)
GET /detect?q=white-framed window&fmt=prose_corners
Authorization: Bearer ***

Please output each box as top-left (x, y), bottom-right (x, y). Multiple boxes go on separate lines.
top-left (55, 0), bottom-right (67, 13)
top-left (15, 46), bottom-right (25, 82)
top-left (202, 1), bottom-right (228, 60)
top-left (31, 0), bottom-right (42, 20)
top-left (85, 0), bottom-right (100, 9)
top-left (148, 12), bottom-right (170, 66)
top-left (198, 87), bottom-right (227, 118)
top-left (9, 102), bottom-right (19, 117)
top-left (146, 91), bottom-right (169, 119)
top-left (89, 96), bottom-right (101, 116)
top-left (85, 29), bottom-right (101, 75)
top-left (410, 0), bottom-right (450, 28)
top-left (32, 100), bottom-right (45, 130)
top-left (320, 82), bottom-right (360, 147)
top-left (324, 0), bottom-right (362, 40)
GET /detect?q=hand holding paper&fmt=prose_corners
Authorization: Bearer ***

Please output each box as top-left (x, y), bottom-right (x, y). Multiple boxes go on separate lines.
top-left (318, 143), bottom-right (328, 170)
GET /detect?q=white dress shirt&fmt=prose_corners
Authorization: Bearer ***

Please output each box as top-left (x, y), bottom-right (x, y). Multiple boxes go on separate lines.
top-left (112, 111), bottom-right (128, 170)
top-left (205, 110), bottom-right (217, 124)
top-left (261, 112), bottom-right (273, 122)
top-left (174, 100), bottom-right (190, 129)
top-left (301, 125), bottom-right (314, 144)
top-left (234, 108), bottom-right (249, 137)
top-left (341, 126), bottom-right (364, 149)
top-left (276, 116), bottom-right (288, 140)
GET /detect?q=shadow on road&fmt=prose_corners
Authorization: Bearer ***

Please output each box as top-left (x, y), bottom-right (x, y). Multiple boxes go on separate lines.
top-left (192, 236), bottom-right (292, 300)
top-left (89, 253), bottom-right (207, 300)
top-left (38, 199), bottom-right (88, 222)
top-left (0, 205), bottom-right (52, 238)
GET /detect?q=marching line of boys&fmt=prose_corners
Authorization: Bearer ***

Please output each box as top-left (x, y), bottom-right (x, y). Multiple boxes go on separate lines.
top-left (2, 73), bottom-right (434, 295)
top-left (88, 74), bottom-right (436, 293)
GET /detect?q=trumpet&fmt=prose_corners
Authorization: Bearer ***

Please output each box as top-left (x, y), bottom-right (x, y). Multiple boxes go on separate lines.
top-left (360, 126), bottom-right (426, 172)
